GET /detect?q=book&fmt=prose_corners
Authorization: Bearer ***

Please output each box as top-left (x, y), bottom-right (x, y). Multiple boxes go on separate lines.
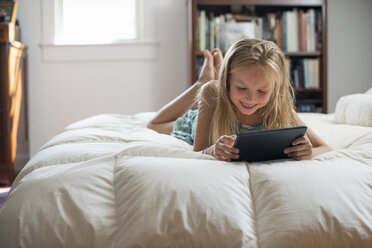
top-left (298, 103), bottom-right (315, 112)
top-left (313, 58), bottom-right (320, 88)
top-left (306, 10), bottom-right (311, 52)
top-left (199, 10), bottom-right (206, 51)
top-left (219, 21), bottom-right (255, 51)
top-left (306, 9), bottom-right (316, 52)
top-left (274, 15), bottom-right (282, 49)
top-left (196, 8), bottom-right (321, 53)
top-left (254, 17), bottom-right (263, 40)
top-left (292, 9), bottom-right (299, 52)
top-left (316, 10), bottom-right (322, 51)
top-left (302, 10), bottom-right (307, 51)
top-left (209, 12), bottom-right (215, 49)
top-left (283, 11), bottom-right (287, 51)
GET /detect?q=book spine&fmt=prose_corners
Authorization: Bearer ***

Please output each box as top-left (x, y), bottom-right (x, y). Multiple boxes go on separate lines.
top-left (316, 10), bottom-right (322, 51)
top-left (309, 9), bottom-right (315, 52)
top-left (199, 10), bottom-right (206, 51)
top-left (215, 16), bottom-right (220, 50)
top-left (299, 59), bottom-right (305, 88)
top-left (287, 11), bottom-right (292, 51)
top-left (254, 17), bottom-right (263, 40)
top-left (306, 10), bottom-right (311, 52)
top-left (314, 58), bottom-right (320, 88)
top-left (303, 59), bottom-right (308, 88)
top-left (310, 59), bottom-right (314, 88)
top-left (298, 10), bottom-right (303, 51)
top-left (210, 13), bottom-right (215, 50)
top-left (205, 15), bottom-right (210, 50)
top-left (274, 15), bottom-right (282, 49)
top-left (302, 10), bottom-right (307, 51)
top-left (283, 11), bottom-right (287, 51)
top-left (293, 9), bottom-right (299, 52)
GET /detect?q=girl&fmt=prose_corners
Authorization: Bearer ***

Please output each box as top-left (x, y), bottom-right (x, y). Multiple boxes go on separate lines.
top-left (148, 39), bottom-right (331, 161)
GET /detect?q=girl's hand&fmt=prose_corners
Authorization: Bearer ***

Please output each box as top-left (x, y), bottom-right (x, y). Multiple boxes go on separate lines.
top-left (212, 135), bottom-right (240, 161)
top-left (284, 134), bottom-right (313, 160)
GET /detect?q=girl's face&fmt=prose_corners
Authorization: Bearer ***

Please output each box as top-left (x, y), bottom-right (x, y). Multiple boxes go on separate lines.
top-left (229, 66), bottom-right (274, 118)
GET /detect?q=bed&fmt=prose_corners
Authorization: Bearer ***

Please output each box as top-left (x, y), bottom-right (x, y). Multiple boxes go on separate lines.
top-left (0, 97), bottom-right (371, 247)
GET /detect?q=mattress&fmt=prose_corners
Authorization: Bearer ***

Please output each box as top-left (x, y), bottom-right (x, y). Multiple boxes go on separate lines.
top-left (0, 112), bottom-right (371, 247)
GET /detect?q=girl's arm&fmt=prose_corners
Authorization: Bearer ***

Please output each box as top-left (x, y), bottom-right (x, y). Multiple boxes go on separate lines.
top-left (193, 81), bottom-right (217, 152)
top-left (284, 112), bottom-right (332, 160)
top-left (193, 81), bottom-right (240, 161)
top-left (147, 82), bottom-right (203, 134)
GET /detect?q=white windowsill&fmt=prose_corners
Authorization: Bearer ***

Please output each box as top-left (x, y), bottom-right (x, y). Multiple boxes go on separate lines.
top-left (40, 40), bottom-right (159, 62)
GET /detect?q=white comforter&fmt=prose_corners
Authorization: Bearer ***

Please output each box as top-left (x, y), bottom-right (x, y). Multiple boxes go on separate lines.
top-left (0, 113), bottom-right (371, 248)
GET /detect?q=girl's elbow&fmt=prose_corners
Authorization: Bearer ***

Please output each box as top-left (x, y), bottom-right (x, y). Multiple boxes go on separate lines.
top-left (147, 121), bottom-right (157, 130)
top-left (193, 146), bottom-right (203, 152)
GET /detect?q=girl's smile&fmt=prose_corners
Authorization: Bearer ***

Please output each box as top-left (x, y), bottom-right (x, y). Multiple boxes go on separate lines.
top-left (239, 102), bottom-right (258, 110)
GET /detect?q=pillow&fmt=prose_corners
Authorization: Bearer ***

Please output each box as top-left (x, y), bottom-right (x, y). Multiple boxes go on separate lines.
top-left (365, 87), bottom-right (372, 95)
top-left (334, 93), bottom-right (372, 127)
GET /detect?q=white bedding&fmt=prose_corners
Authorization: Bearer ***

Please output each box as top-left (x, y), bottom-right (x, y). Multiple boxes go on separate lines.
top-left (0, 112), bottom-right (371, 247)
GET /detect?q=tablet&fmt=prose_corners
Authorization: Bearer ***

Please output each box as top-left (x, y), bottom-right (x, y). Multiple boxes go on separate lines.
top-left (232, 126), bottom-right (307, 162)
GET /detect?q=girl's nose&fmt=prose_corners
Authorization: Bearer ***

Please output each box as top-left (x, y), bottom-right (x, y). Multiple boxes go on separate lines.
top-left (244, 91), bottom-right (254, 101)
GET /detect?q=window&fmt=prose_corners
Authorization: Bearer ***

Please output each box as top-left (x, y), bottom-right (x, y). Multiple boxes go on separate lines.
top-left (56, 0), bottom-right (137, 44)
top-left (40, 0), bottom-right (158, 61)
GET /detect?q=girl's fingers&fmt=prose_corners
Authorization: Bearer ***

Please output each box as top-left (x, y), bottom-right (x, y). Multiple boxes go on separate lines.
top-left (218, 156), bottom-right (231, 162)
top-left (219, 137), bottom-right (239, 154)
top-left (287, 149), bottom-right (311, 158)
top-left (218, 148), bottom-right (239, 161)
top-left (286, 143), bottom-right (312, 159)
top-left (284, 135), bottom-right (312, 160)
top-left (219, 142), bottom-right (239, 154)
top-left (285, 144), bottom-right (311, 154)
top-left (221, 135), bottom-right (235, 143)
top-left (214, 135), bottom-right (240, 161)
top-left (215, 146), bottom-right (238, 161)
top-left (219, 150), bottom-right (239, 160)
top-left (292, 136), bottom-right (306, 146)
top-left (293, 155), bottom-right (311, 161)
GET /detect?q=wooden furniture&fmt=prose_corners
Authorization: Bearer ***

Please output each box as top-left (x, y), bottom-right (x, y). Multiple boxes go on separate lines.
top-left (0, 40), bottom-right (29, 185)
top-left (189, 0), bottom-right (328, 113)
top-left (0, 23), bottom-right (17, 41)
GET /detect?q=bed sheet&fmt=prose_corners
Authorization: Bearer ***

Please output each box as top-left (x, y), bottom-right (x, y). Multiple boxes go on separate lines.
top-left (0, 112), bottom-right (371, 248)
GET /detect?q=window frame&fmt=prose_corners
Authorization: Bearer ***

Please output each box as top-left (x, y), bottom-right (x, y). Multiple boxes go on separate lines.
top-left (40, 0), bottom-right (158, 61)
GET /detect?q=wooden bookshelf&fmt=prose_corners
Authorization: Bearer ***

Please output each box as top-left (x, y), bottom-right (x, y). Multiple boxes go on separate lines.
top-left (189, 0), bottom-right (328, 113)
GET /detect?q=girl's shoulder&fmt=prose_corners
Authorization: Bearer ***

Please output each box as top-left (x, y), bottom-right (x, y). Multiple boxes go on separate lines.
top-left (201, 80), bottom-right (218, 94)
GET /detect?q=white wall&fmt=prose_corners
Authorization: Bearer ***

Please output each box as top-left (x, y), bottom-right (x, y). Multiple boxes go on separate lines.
top-left (328, 0), bottom-right (372, 112)
top-left (17, 0), bottom-right (191, 155)
top-left (16, 0), bottom-right (372, 155)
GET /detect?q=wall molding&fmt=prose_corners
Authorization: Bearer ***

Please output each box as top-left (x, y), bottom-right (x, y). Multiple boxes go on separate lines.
top-left (40, 40), bottom-right (159, 62)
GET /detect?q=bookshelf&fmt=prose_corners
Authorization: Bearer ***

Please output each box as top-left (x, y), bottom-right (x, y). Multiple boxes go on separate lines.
top-left (189, 0), bottom-right (328, 113)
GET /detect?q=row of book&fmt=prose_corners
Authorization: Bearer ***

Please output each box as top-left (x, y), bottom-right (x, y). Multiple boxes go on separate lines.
top-left (286, 58), bottom-right (320, 89)
top-left (196, 56), bottom-right (320, 89)
top-left (197, 8), bottom-right (322, 53)
top-left (297, 104), bottom-right (323, 113)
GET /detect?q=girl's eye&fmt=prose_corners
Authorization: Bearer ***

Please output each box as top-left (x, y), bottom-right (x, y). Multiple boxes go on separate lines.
top-left (258, 90), bottom-right (267, 94)
top-left (237, 87), bottom-right (246, 91)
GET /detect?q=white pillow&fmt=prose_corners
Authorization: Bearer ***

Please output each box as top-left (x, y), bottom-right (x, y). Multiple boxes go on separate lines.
top-left (334, 94), bottom-right (372, 127)
top-left (365, 87), bottom-right (372, 95)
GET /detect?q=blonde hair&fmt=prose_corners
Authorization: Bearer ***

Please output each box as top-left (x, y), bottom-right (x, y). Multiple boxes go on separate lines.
top-left (209, 39), bottom-right (300, 145)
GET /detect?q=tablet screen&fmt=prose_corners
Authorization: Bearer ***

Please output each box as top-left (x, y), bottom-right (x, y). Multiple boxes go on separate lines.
top-left (232, 126), bottom-right (307, 162)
